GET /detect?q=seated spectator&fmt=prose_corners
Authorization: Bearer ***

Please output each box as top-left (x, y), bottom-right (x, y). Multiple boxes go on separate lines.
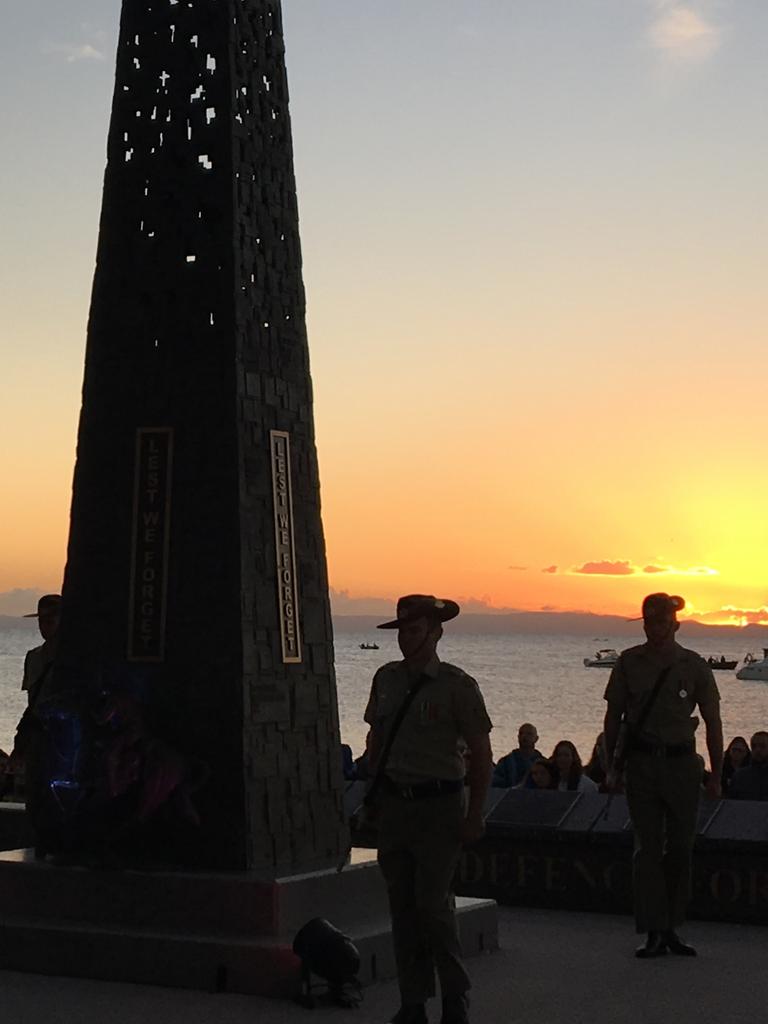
top-left (729, 732), bottom-right (768, 801)
top-left (492, 722), bottom-right (543, 788)
top-left (584, 732), bottom-right (609, 791)
top-left (518, 758), bottom-right (557, 790)
top-left (721, 735), bottom-right (751, 795)
top-left (341, 743), bottom-right (356, 781)
top-left (551, 740), bottom-right (598, 793)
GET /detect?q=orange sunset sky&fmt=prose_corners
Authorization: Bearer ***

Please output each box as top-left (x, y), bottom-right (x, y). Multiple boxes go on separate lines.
top-left (1, 1), bottom-right (767, 625)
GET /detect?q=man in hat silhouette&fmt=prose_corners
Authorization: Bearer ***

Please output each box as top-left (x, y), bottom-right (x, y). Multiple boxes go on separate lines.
top-left (364, 595), bottom-right (493, 1024)
top-left (20, 595), bottom-right (62, 703)
top-left (5, 594), bottom-right (63, 802)
top-left (604, 592), bottom-right (723, 958)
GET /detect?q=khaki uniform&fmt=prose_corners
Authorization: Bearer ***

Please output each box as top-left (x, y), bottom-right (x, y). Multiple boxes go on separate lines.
top-left (365, 655), bottom-right (492, 1004)
top-left (605, 642), bottom-right (720, 933)
top-left (16, 639), bottom-right (58, 837)
top-left (22, 642), bottom-right (55, 700)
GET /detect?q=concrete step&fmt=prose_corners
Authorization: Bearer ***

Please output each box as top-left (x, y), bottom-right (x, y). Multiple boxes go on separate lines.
top-left (0, 898), bottom-right (497, 995)
top-left (0, 848), bottom-right (391, 937)
top-left (0, 915), bottom-right (299, 996)
top-left (0, 848), bottom-right (497, 995)
top-left (0, 848), bottom-right (278, 935)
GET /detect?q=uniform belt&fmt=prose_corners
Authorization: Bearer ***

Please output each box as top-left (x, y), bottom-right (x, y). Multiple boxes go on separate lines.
top-left (383, 777), bottom-right (463, 800)
top-left (631, 739), bottom-right (694, 757)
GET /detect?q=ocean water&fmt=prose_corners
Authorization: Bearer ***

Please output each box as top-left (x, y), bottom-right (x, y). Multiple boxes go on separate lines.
top-left (334, 630), bottom-right (768, 763)
top-left (1, 622), bottom-right (766, 763)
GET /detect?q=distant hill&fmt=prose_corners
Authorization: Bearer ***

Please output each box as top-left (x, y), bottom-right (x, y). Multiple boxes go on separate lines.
top-left (333, 611), bottom-right (768, 640)
top-left (3, 611), bottom-right (766, 643)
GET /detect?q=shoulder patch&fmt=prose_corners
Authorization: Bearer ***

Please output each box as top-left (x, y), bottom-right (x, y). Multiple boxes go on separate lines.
top-left (441, 662), bottom-right (478, 686)
top-left (621, 644), bottom-right (645, 660)
top-left (679, 647), bottom-right (706, 665)
top-left (374, 661), bottom-right (401, 677)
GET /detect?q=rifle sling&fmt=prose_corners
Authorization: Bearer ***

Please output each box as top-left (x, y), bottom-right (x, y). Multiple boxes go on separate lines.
top-left (364, 673), bottom-right (430, 806)
top-left (626, 662), bottom-right (675, 740)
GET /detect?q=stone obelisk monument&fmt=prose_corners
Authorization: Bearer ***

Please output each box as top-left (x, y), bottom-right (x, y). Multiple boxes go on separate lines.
top-left (58, 0), bottom-right (346, 873)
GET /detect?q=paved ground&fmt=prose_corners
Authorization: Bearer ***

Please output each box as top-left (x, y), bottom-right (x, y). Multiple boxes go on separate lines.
top-left (2, 907), bottom-right (766, 1024)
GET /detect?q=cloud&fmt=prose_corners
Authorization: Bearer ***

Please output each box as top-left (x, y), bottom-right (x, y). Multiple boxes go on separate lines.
top-left (574, 560), bottom-right (635, 576)
top-left (329, 588), bottom-right (524, 617)
top-left (329, 588), bottom-right (393, 616)
top-left (692, 606), bottom-right (768, 627)
top-left (455, 597), bottom-right (524, 615)
top-left (648, 4), bottom-right (721, 62)
top-left (507, 565), bottom-right (528, 571)
top-left (541, 565), bottom-right (558, 574)
top-left (642, 563), bottom-right (718, 576)
top-left (0, 588), bottom-right (44, 616)
top-left (43, 41), bottom-right (106, 63)
top-left (571, 560), bottom-right (719, 577)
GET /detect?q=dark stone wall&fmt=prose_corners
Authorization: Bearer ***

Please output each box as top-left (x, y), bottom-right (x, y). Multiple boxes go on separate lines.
top-left (350, 786), bottom-right (768, 923)
top-left (60, 1), bottom-right (346, 872)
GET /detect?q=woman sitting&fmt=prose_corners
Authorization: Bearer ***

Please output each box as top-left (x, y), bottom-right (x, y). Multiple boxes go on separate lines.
top-left (519, 758), bottom-right (557, 790)
top-left (722, 736), bottom-right (751, 795)
top-left (551, 740), bottom-right (598, 793)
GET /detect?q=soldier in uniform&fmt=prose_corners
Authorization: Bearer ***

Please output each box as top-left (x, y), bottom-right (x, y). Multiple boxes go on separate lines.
top-left (364, 595), bottom-right (493, 1024)
top-left (604, 592), bottom-right (723, 958)
top-left (21, 594), bottom-right (62, 703)
top-left (7, 594), bottom-right (63, 842)
top-left (7, 594), bottom-right (62, 769)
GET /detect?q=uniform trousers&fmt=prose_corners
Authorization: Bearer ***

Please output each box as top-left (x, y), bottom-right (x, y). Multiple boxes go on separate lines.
top-left (377, 788), bottom-right (470, 1004)
top-left (625, 751), bottom-right (702, 933)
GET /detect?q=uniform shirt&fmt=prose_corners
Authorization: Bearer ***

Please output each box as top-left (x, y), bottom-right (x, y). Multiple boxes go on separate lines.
top-left (604, 642), bottom-right (720, 746)
top-left (22, 641), bottom-right (55, 705)
top-left (364, 654), bottom-right (493, 785)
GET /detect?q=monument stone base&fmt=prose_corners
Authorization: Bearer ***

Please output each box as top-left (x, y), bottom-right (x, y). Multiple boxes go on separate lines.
top-left (0, 849), bottom-right (498, 996)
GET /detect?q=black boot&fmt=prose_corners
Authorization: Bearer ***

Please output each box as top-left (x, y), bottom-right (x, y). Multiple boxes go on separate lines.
top-left (662, 930), bottom-right (697, 956)
top-left (388, 1005), bottom-right (428, 1024)
top-left (441, 993), bottom-right (470, 1024)
top-left (635, 931), bottom-right (667, 958)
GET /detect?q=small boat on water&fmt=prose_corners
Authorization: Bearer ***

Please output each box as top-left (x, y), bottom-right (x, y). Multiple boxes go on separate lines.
top-left (359, 642), bottom-right (380, 650)
top-left (736, 650), bottom-right (768, 681)
top-left (583, 648), bottom-right (619, 668)
top-left (706, 655), bottom-right (738, 670)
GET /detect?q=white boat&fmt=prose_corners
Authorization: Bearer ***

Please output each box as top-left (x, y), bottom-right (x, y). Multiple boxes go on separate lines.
top-left (583, 648), bottom-right (619, 668)
top-left (736, 649), bottom-right (768, 681)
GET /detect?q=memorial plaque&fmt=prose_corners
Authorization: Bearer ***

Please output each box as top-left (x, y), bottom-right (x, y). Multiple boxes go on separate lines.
top-left (590, 794), bottom-right (633, 834)
top-left (485, 789), bottom-right (580, 832)
top-left (483, 787), bottom-right (511, 818)
top-left (270, 430), bottom-right (301, 663)
top-left (557, 791), bottom-right (610, 833)
top-left (128, 428), bottom-right (173, 661)
top-left (703, 800), bottom-right (768, 842)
